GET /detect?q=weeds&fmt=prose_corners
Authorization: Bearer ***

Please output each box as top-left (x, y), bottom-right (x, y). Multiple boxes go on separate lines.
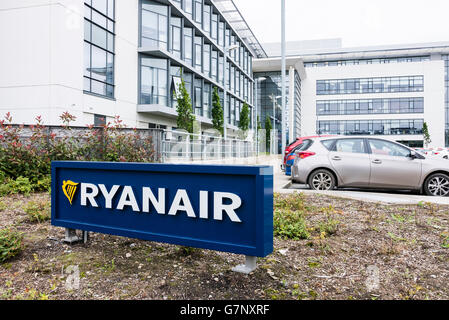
top-left (0, 228), bottom-right (23, 263)
top-left (23, 200), bottom-right (51, 223)
top-left (274, 209), bottom-right (310, 240)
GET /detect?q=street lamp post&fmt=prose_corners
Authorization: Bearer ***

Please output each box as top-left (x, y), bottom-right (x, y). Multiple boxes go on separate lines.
top-left (281, 0), bottom-right (287, 158)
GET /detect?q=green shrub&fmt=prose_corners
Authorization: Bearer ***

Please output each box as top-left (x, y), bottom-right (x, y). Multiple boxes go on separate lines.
top-left (0, 199), bottom-right (6, 212)
top-left (23, 200), bottom-right (51, 223)
top-left (0, 228), bottom-right (23, 263)
top-left (34, 175), bottom-right (51, 193)
top-left (274, 209), bottom-right (310, 240)
top-left (9, 177), bottom-right (33, 195)
top-left (0, 177), bottom-right (34, 196)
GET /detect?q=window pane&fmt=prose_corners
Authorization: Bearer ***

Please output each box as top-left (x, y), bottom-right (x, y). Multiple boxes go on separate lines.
top-left (84, 20), bottom-right (91, 42)
top-left (335, 139), bottom-right (365, 154)
top-left (84, 43), bottom-right (91, 77)
top-left (92, 0), bottom-right (107, 15)
top-left (91, 23), bottom-right (107, 49)
top-left (91, 79), bottom-right (107, 96)
top-left (91, 46), bottom-right (107, 82)
top-left (369, 140), bottom-right (410, 157)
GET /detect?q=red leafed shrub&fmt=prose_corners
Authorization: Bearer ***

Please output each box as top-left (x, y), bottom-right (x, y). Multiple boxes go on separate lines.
top-left (0, 112), bottom-right (156, 190)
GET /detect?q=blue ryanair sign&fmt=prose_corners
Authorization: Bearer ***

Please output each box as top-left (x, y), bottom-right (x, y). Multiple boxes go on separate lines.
top-left (51, 162), bottom-right (273, 257)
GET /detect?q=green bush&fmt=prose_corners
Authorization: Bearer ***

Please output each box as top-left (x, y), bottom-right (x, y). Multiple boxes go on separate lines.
top-left (34, 175), bottom-right (51, 193)
top-left (274, 209), bottom-right (310, 240)
top-left (0, 177), bottom-right (32, 196)
top-left (23, 200), bottom-right (51, 223)
top-left (0, 228), bottom-right (23, 263)
top-left (0, 199), bottom-right (6, 212)
top-left (9, 177), bottom-right (33, 195)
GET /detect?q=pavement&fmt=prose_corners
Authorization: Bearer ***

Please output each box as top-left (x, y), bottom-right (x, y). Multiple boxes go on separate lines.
top-left (169, 154), bottom-right (449, 205)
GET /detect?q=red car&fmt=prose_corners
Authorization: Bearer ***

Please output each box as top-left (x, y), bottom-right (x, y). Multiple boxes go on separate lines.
top-left (282, 135), bottom-right (335, 169)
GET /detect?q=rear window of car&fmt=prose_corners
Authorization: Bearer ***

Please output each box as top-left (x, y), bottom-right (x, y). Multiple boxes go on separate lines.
top-left (321, 139), bottom-right (336, 151)
top-left (293, 139), bottom-right (313, 152)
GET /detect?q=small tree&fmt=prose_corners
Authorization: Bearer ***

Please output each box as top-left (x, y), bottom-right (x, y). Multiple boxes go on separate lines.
top-left (175, 77), bottom-right (196, 134)
top-left (238, 102), bottom-right (250, 139)
top-left (265, 116), bottom-right (272, 152)
top-left (211, 86), bottom-right (224, 136)
top-left (423, 122), bottom-right (431, 147)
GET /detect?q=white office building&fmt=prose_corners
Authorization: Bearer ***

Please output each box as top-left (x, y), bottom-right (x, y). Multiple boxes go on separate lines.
top-left (0, 0), bottom-right (266, 137)
top-left (254, 41), bottom-right (449, 149)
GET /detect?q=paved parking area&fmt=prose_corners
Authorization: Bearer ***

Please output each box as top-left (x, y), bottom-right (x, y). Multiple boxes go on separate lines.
top-left (275, 172), bottom-right (449, 205)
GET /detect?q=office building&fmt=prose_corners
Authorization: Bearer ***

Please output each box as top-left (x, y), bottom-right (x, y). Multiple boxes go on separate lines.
top-left (254, 41), bottom-right (449, 149)
top-left (0, 0), bottom-right (266, 137)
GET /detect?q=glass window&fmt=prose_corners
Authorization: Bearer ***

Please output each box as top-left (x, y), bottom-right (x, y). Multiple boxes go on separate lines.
top-left (140, 57), bottom-right (168, 105)
top-left (84, 1), bottom-right (115, 98)
top-left (184, 0), bottom-right (193, 18)
top-left (203, 44), bottom-right (210, 77)
top-left (170, 17), bottom-right (182, 58)
top-left (184, 27), bottom-right (193, 66)
top-left (321, 139), bottom-right (336, 151)
top-left (218, 21), bottom-right (224, 46)
top-left (335, 139), bottom-right (366, 154)
top-left (211, 50), bottom-right (218, 81)
top-left (317, 76), bottom-right (424, 95)
top-left (141, 1), bottom-right (168, 50)
top-left (194, 36), bottom-right (202, 71)
top-left (211, 13), bottom-right (218, 40)
top-left (203, 82), bottom-right (211, 118)
top-left (194, 78), bottom-right (202, 116)
top-left (92, 0), bottom-right (107, 15)
top-left (203, 5), bottom-right (211, 34)
top-left (194, 0), bottom-right (202, 24)
top-left (368, 139), bottom-right (411, 157)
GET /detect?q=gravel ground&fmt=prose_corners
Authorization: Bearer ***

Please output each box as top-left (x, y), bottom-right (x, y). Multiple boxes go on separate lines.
top-left (0, 191), bottom-right (448, 300)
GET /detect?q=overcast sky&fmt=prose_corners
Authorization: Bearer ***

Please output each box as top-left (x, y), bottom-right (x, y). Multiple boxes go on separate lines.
top-left (233, 0), bottom-right (449, 48)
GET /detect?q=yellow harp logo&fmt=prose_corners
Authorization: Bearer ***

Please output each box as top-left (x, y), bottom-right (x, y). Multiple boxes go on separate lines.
top-left (62, 180), bottom-right (79, 205)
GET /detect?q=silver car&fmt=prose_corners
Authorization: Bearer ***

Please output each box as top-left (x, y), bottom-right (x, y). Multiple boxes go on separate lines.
top-left (291, 136), bottom-right (449, 196)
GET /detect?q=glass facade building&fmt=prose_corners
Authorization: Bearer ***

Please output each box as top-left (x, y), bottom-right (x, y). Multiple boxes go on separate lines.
top-left (254, 70), bottom-right (302, 151)
top-left (138, 0), bottom-right (255, 130)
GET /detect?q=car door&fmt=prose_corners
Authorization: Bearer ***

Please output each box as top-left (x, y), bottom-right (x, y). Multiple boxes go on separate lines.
top-left (328, 138), bottom-right (371, 187)
top-left (367, 139), bottom-right (422, 188)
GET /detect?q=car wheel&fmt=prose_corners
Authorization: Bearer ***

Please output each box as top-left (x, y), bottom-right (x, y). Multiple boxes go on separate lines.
top-left (424, 173), bottom-right (449, 197)
top-left (308, 169), bottom-right (336, 191)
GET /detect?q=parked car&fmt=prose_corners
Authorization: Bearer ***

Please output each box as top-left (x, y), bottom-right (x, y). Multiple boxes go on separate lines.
top-left (291, 136), bottom-right (449, 196)
top-left (282, 135), bottom-right (334, 170)
top-left (431, 148), bottom-right (449, 159)
top-left (285, 139), bottom-right (315, 176)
